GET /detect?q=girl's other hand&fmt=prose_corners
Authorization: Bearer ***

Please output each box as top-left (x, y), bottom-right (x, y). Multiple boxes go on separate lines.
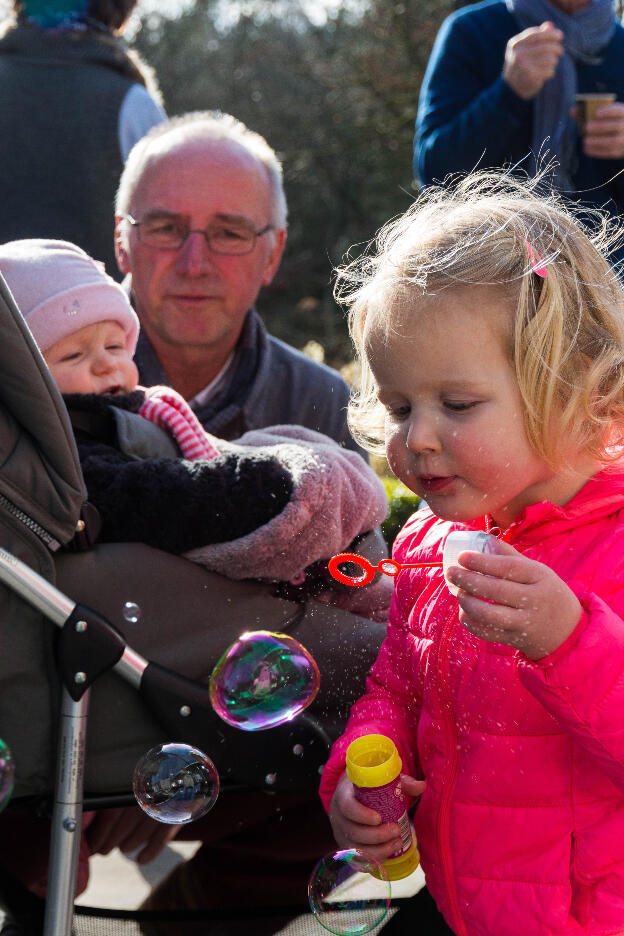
top-left (329, 772), bottom-right (425, 863)
top-left (446, 540), bottom-right (582, 660)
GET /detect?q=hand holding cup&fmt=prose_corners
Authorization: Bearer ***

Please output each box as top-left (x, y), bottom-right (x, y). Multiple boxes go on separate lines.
top-left (573, 96), bottom-right (624, 160)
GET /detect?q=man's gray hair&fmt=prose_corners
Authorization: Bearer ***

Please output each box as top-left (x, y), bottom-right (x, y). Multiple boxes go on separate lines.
top-left (115, 110), bottom-right (288, 229)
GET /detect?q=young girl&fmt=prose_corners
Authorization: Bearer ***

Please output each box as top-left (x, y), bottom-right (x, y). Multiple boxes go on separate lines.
top-left (319, 171), bottom-right (624, 935)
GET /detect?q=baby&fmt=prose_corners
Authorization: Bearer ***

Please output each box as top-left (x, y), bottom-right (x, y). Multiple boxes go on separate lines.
top-left (0, 239), bottom-right (390, 611)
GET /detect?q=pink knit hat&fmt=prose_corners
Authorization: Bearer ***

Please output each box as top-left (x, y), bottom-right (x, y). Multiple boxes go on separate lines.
top-left (0, 239), bottom-right (139, 354)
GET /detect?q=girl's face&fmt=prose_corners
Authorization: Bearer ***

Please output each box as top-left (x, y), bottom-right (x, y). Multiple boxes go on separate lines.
top-left (366, 285), bottom-right (586, 529)
top-left (44, 320), bottom-right (139, 396)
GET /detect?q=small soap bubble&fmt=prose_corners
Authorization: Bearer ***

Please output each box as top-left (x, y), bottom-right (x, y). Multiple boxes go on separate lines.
top-left (123, 601), bottom-right (141, 624)
top-left (308, 849), bottom-right (391, 935)
top-left (133, 743), bottom-right (219, 824)
top-left (0, 739), bottom-right (14, 813)
top-left (209, 631), bottom-right (320, 731)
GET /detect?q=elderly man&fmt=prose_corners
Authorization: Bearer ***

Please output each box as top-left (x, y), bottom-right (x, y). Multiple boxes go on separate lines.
top-left (114, 110), bottom-right (360, 450)
top-left (414, 0), bottom-right (624, 243)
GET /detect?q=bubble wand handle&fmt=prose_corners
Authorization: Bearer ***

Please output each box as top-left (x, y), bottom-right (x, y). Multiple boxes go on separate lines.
top-left (328, 552), bottom-right (443, 587)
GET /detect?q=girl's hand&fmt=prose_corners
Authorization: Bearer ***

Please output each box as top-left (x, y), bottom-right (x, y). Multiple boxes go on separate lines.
top-left (446, 541), bottom-right (582, 660)
top-left (329, 772), bottom-right (425, 864)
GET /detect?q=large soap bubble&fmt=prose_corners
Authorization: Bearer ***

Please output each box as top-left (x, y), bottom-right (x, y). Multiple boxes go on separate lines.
top-left (209, 630), bottom-right (320, 731)
top-left (0, 739), bottom-right (14, 814)
top-left (308, 849), bottom-right (391, 935)
top-left (133, 743), bottom-right (219, 824)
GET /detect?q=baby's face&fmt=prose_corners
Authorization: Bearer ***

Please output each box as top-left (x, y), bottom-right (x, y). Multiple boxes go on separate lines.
top-left (44, 320), bottom-right (139, 396)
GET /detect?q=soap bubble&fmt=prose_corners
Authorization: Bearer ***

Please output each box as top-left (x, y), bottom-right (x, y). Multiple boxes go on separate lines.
top-left (209, 630), bottom-right (320, 731)
top-left (122, 601), bottom-right (141, 624)
top-left (308, 849), bottom-right (391, 935)
top-left (0, 739), bottom-right (14, 813)
top-left (133, 743), bottom-right (219, 824)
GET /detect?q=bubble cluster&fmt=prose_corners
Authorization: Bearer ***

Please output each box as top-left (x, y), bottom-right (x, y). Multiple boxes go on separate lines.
top-left (133, 743), bottom-right (219, 824)
top-left (0, 739), bottom-right (14, 814)
top-left (308, 849), bottom-right (391, 935)
top-left (209, 630), bottom-right (320, 731)
top-left (122, 601), bottom-right (141, 624)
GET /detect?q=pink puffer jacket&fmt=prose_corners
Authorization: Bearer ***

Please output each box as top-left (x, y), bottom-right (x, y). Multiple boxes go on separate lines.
top-left (320, 466), bottom-right (624, 935)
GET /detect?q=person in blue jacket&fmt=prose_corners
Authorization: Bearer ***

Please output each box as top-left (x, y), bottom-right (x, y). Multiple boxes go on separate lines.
top-left (414, 0), bottom-right (624, 245)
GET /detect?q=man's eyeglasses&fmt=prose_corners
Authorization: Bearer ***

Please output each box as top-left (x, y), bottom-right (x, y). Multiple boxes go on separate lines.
top-left (122, 214), bottom-right (274, 255)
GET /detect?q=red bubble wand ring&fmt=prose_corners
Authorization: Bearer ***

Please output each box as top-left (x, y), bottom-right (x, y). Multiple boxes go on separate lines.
top-left (328, 552), bottom-right (443, 587)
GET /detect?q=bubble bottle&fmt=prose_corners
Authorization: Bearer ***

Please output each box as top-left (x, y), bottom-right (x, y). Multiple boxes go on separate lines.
top-left (442, 530), bottom-right (501, 596)
top-left (346, 734), bottom-right (420, 881)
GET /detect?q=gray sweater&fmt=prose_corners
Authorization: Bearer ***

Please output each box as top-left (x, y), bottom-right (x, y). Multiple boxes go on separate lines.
top-left (135, 306), bottom-right (365, 457)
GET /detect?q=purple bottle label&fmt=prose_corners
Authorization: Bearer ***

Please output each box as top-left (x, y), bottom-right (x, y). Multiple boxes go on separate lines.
top-left (354, 778), bottom-right (412, 858)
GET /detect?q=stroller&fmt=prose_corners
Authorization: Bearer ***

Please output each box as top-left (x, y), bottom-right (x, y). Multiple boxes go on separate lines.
top-left (0, 274), bottom-right (406, 934)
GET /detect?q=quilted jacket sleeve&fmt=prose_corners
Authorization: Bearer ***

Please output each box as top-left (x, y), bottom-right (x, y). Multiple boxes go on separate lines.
top-left (516, 562), bottom-right (624, 792)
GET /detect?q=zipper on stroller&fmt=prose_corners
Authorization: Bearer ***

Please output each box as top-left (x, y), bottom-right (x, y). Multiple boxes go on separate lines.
top-left (0, 491), bottom-right (61, 552)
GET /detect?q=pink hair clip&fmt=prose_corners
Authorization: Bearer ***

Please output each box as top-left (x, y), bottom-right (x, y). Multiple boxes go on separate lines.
top-left (526, 241), bottom-right (547, 278)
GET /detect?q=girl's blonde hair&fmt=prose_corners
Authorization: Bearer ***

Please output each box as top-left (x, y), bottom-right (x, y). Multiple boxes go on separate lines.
top-left (336, 170), bottom-right (624, 465)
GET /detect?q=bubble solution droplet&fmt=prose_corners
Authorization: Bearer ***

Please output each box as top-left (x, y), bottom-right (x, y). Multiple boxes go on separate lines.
top-left (0, 739), bottom-right (14, 814)
top-left (308, 849), bottom-right (391, 935)
top-left (209, 630), bottom-right (320, 731)
top-left (133, 743), bottom-right (219, 824)
top-left (123, 601), bottom-right (141, 624)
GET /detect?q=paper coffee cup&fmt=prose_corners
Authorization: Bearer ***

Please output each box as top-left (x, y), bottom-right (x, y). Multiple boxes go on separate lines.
top-left (575, 93), bottom-right (616, 134)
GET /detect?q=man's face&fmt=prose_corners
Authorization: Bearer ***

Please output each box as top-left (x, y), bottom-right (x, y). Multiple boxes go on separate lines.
top-left (115, 138), bottom-right (286, 357)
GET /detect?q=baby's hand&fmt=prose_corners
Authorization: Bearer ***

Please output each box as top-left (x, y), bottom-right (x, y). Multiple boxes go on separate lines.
top-left (329, 772), bottom-right (425, 864)
top-left (446, 541), bottom-right (582, 660)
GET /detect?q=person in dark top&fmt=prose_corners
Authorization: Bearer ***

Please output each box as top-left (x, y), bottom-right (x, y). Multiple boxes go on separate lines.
top-left (0, 0), bottom-right (165, 277)
top-left (414, 0), bottom-right (624, 263)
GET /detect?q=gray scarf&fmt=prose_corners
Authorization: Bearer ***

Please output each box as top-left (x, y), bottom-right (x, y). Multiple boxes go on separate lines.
top-left (505, 0), bottom-right (616, 191)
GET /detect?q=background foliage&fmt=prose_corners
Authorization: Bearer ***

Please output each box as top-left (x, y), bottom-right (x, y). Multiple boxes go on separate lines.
top-left (131, 0), bottom-right (460, 366)
top-left (381, 475), bottom-right (421, 546)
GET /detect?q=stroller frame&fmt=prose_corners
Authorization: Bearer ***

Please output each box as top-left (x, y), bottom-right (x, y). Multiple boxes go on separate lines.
top-left (0, 544), bottom-right (173, 935)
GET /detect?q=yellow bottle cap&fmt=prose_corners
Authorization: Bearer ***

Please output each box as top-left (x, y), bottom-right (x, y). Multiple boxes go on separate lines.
top-left (372, 836), bottom-right (420, 881)
top-left (346, 734), bottom-right (402, 788)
